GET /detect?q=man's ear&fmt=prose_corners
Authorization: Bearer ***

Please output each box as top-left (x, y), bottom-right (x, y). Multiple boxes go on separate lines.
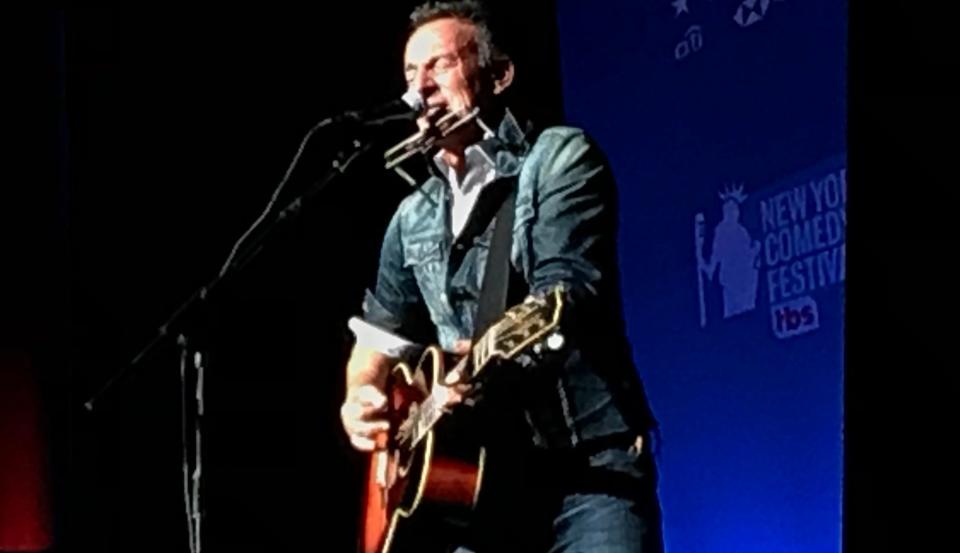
top-left (492, 58), bottom-right (515, 95)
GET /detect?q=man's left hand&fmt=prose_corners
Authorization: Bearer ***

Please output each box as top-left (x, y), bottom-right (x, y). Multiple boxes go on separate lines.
top-left (436, 339), bottom-right (473, 409)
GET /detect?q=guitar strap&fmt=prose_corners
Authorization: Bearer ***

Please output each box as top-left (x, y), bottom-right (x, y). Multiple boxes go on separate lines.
top-left (471, 182), bottom-right (518, 348)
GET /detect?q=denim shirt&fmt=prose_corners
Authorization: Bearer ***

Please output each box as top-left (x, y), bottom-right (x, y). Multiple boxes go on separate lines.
top-left (360, 109), bottom-right (658, 451)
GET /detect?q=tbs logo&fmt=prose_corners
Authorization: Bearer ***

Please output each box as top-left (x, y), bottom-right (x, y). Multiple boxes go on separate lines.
top-left (771, 296), bottom-right (820, 339)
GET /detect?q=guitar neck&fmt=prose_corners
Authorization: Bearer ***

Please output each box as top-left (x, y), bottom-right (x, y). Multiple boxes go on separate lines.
top-left (404, 285), bottom-right (564, 449)
top-left (470, 326), bottom-right (499, 378)
top-left (407, 327), bottom-right (499, 448)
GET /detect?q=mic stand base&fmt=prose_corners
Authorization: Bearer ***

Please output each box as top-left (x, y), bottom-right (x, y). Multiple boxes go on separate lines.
top-left (179, 333), bottom-right (204, 553)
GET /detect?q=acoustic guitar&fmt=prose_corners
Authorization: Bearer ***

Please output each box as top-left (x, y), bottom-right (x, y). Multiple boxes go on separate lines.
top-left (359, 285), bottom-right (565, 553)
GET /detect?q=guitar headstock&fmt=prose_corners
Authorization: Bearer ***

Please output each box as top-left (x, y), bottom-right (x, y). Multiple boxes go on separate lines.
top-left (486, 285), bottom-right (565, 361)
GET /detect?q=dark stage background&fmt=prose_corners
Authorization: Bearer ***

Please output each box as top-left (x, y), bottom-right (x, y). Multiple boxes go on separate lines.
top-left (7, 5), bottom-right (563, 553)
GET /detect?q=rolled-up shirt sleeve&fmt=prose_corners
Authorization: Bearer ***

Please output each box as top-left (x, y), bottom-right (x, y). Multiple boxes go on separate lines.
top-left (347, 315), bottom-right (417, 358)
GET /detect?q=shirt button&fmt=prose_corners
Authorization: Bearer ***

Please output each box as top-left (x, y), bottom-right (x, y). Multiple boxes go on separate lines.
top-left (454, 243), bottom-right (465, 251)
top-left (440, 293), bottom-right (448, 303)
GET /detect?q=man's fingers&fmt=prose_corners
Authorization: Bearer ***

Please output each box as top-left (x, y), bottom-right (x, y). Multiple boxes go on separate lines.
top-left (341, 402), bottom-right (389, 433)
top-left (341, 385), bottom-right (392, 452)
top-left (355, 385), bottom-right (387, 409)
top-left (444, 369), bottom-right (463, 385)
top-left (349, 399), bottom-right (387, 421)
top-left (341, 388), bottom-right (391, 450)
top-left (341, 404), bottom-right (390, 452)
top-left (452, 339), bottom-right (472, 355)
top-left (350, 435), bottom-right (377, 452)
top-left (433, 385), bottom-right (462, 412)
top-left (355, 431), bottom-right (390, 452)
top-left (346, 418), bottom-right (390, 436)
top-left (341, 399), bottom-right (385, 423)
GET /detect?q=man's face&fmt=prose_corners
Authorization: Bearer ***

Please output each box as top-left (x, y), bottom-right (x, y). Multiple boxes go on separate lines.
top-left (404, 18), bottom-right (487, 141)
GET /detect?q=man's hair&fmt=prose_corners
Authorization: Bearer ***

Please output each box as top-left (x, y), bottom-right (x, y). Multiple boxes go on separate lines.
top-left (408, 1), bottom-right (506, 68)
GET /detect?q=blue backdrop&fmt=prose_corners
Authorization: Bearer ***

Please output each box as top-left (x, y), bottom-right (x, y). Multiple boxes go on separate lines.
top-left (553, 1), bottom-right (845, 551)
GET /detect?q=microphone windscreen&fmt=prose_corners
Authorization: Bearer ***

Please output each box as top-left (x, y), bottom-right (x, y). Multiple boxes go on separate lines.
top-left (401, 89), bottom-right (425, 113)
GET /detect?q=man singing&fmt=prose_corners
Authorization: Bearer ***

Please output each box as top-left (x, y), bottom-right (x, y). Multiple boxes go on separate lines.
top-left (340, 2), bottom-right (664, 551)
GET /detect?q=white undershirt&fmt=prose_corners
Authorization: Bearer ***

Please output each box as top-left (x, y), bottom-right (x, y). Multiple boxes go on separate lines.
top-left (350, 128), bottom-right (499, 355)
top-left (439, 143), bottom-right (498, 238)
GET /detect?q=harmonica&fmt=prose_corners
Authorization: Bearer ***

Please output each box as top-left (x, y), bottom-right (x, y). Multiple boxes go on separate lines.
top-left (383, 107), bottom-right (480, 171)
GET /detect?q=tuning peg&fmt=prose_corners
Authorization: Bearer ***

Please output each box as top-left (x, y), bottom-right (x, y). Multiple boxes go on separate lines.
top-left (546, 332), bottom-right (565, 351)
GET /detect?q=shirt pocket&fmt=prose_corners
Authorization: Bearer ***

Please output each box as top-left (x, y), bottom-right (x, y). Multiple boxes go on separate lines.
top-left (403, 239), bottom-right (445, 303)
top-left (404, 240), bottom-right (442, 269)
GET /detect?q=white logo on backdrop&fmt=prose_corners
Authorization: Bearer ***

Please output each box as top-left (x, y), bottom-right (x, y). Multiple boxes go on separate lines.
top-left (675, 25), bottom-right (704, 61)
top-left (693, 162), bottom-right (846, 339)
top-left (733, 0), bottom-right (771, 28)
top-left (696, 184), bottom-right (762, 326)
top-left (671, 0), bottom-right (691, 17)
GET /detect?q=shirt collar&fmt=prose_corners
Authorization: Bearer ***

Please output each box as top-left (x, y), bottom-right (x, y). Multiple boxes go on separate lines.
top-left (430, 107), bottom-right (533, 184)
top-left (432, 122), bottom-right (497, 186)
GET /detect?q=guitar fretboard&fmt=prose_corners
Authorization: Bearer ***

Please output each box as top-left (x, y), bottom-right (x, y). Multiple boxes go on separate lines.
top-left (401, 286), bottom-right (562, 450)
top-left (407, 327), bottom-right (498, 448)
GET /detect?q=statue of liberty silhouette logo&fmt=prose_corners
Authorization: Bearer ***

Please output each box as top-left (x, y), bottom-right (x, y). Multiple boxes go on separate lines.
top-left (695, 184), bottom-right (762, 327)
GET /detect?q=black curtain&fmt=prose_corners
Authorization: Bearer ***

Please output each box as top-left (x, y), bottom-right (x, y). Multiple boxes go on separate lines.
top-left (12, 4), bottom-right (562, 553)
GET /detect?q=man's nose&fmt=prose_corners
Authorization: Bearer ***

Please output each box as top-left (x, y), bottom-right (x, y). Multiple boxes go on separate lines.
top-left (411, 67), bottom-right (436, 98)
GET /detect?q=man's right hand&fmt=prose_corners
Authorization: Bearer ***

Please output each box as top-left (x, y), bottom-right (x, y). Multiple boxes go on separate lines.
top-left (340, 384), bottom-right (390, 452)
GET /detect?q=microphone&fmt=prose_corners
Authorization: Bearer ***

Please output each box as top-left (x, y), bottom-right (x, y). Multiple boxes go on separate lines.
top-left (216, 88), bottom-right (425, 279)
top-left (342, 89), bottom-right (425, 127)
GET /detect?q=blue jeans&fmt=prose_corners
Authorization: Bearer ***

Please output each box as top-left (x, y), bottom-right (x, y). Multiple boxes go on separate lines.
top-left (544, 491), bottom-right (664, 552)
top-left (450, 435), bottom-right (665, 553)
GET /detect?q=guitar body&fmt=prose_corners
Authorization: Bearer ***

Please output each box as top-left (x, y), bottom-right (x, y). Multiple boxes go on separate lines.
top-left (355, 285), bottom-right (566, 553)
top-left (360, 346), bottom-right (486, 553)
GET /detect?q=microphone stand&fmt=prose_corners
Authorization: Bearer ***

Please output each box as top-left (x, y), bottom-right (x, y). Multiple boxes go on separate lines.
top-left (83, 114), bottom-right (409, 553)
